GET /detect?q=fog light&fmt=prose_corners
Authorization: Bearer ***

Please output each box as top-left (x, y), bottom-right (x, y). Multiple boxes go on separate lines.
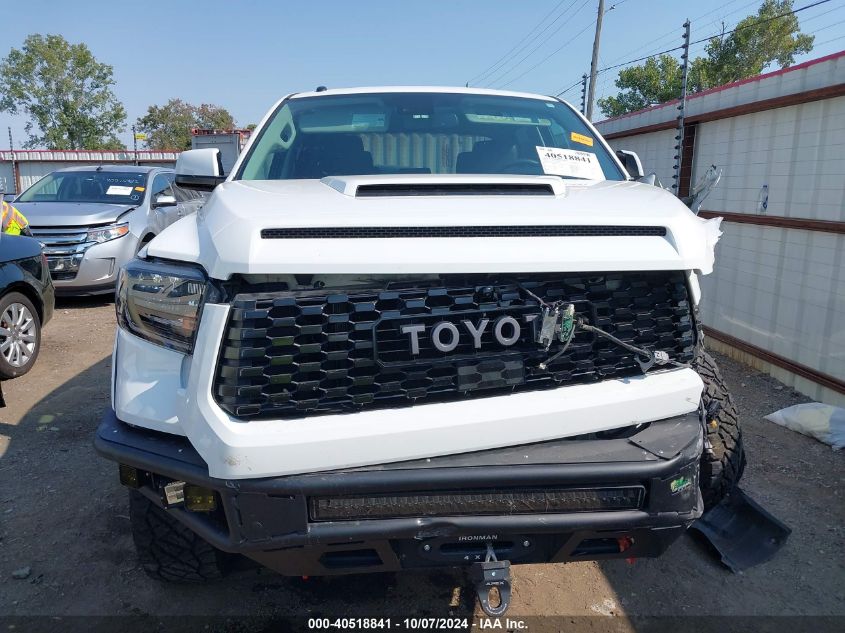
top-left (184, 485), bottom-right (217, 512)
top-left (118, 464), bottom-right (139, 488)
top-left (48, 254), bottom-right (83, 273)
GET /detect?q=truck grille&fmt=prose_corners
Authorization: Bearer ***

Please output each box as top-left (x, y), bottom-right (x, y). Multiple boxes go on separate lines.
top-left (214, 272), bottom-right (694, 419)
top-left (29, 227), bottom-right (90, 281)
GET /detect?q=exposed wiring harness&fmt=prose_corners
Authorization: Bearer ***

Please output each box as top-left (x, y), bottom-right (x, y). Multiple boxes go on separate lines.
top-left (518, 283), bottom-right (690, 373)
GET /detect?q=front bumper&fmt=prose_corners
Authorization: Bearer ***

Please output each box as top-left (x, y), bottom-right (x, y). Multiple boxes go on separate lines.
top-left (114, 304), bottom-right (704, 478)
top-left (47, 234), bottom-right (138, 295)
top-left (96, 409), bottom-right (704, 576)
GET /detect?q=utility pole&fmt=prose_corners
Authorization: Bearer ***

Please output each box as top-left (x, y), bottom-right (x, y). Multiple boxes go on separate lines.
top-left (132, 125), bottom-right (138, 166)
top-left (586, 0), bottom-right (605, 121)
top-left (672, 19), bottom-right (691, 195)
top-left (580, 73), bottom-right (589, 115)
top-left (8, 127), bottom-right (18, 195)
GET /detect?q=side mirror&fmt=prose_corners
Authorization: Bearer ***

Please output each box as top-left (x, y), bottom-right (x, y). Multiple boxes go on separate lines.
top-left (152, 194), bottom-right (177, 208)
top-left (616, 150), bottom-right (644, 180)
top-left (175, 148), bottom-right (225, 192)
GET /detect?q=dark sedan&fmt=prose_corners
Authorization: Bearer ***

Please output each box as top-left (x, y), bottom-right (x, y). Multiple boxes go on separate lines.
top-left (0, 234), bottom-right (54, 379)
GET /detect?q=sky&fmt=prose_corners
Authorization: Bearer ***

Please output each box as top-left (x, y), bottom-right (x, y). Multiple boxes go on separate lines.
top-left (2, 0), bottom-right (844, 149)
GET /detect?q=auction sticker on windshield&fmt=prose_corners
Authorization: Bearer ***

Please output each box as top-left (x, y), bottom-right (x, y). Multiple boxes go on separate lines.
top-left (536, 146), bottom-right (605, 180)
top-left (107, 185), bottom-right (134, 196)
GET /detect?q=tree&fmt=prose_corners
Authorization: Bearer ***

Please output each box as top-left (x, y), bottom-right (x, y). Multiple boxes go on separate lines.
top-left (136, 100), bottom-right (236, 150)
top-left (194, 103), bottom-right (236, 131)
top-left (0, 34), bottom-right (126, 149)
top-left (598, 0), bottom-right (814, 118)
top-left (135, 99), bottom-right (195, 150)
top-left (698, 0), bottom-right (814, 86)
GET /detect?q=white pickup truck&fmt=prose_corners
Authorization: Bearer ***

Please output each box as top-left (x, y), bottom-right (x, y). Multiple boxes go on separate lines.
top-left (96, 87), bottom-right (743, 615)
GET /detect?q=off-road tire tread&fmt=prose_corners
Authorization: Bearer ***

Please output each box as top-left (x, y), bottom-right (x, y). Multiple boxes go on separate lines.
top-left (128, 490), bottom-right (229, 583)
top-left (693, 349), bottom-right (746, 509)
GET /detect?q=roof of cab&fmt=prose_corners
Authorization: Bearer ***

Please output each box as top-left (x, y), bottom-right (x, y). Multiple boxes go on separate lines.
top-left (289, 86), bottom-right (558, 101)
top-left (50, 165), bottom-right (172, 174)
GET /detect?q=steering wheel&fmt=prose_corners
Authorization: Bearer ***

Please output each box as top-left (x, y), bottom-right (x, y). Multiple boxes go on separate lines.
top-left (499, 159), bottom-right (543, 175)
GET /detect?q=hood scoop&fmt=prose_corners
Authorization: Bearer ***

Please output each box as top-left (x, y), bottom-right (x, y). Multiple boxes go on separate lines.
top-left (321, 174), bottom-right (568, 197)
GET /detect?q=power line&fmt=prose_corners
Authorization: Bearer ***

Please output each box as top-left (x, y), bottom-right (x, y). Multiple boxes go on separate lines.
top-left (781, 0), bottom-right (845, 25)
top-left (468, 0), bottom-right (578, 86)
top-left (557, 0), bottom-right (837, 103)
top-left (556, 77), bottom-right (585, 97)
top-left (814, 32), bottom-right (845, 45)
top-left (597, 0), bottom-right (827, 72)
top-left (598, 44), bottom-right (684, 74)
top-left (473, 0), bottom-right (634, 89)
top-left (498, 17), bottom-right (597, 88)
top-left (596, 0), bottom-right (834, 76)
top-left (805, 15), bottom-right (845, 35)
top-left (599, 0), bottom-right (760, 70)
top-left (486, 0), bottom-right (593, 87)
top-left (687, 0), bottom-right (834, 47)
top-left (469, 0), bottom-right (572, 85)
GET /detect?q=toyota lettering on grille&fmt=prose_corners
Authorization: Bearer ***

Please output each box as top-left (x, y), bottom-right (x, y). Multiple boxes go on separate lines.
top-left (401, 314), bottom-right (540, 355)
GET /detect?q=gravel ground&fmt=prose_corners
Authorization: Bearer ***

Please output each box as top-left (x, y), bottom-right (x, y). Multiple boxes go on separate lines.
top-left (0, 298), bottom-right (842, 628)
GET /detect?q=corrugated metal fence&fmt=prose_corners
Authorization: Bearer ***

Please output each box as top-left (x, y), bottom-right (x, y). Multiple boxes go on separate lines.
top-left (0, 150), bottom-right (178, 194)
top-left (596, 51), bottom-right (845, 407)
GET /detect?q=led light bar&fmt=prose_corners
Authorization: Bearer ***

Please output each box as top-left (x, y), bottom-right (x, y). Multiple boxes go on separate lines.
top-left (310, 486), bottom-right (644, 521)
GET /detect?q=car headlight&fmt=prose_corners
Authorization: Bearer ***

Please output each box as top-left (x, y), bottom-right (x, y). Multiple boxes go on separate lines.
top-left (88, 223), bottom-right (130, 243)
top-left (116, 259), bottom-right (220, 353)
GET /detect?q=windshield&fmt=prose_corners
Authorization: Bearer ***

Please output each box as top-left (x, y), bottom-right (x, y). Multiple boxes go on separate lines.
top-left (17, 171), bottom-right (149, 205)
top-left (237, 92), bottom-right (625, 181)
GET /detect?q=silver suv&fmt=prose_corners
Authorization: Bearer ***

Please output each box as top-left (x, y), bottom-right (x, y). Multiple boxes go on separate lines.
top-left (14, 165), bottom-right (204, 295)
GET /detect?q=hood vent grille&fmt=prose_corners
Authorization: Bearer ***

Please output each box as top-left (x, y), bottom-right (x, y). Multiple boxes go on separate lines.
top-left (261, 225), bottom-right (667, 239)
top-left (355, 183), bottom-right (555, 197)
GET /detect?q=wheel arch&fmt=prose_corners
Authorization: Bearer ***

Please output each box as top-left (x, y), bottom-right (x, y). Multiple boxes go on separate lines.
top-left (2, 282), bottom-right (44, 325)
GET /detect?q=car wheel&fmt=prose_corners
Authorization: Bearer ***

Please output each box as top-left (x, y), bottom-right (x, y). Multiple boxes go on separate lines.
top-left (0, 292), bottom-right (42, 379)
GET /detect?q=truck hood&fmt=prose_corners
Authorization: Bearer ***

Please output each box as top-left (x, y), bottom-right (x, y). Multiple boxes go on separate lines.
top-left (14, 201), bottom-right (135, 228)
top-left (147, 175), bottom-right (723, 278)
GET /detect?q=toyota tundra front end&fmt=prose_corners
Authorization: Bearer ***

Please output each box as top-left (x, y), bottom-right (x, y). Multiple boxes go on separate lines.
top-left (95, 87), bottom-right (743, 615)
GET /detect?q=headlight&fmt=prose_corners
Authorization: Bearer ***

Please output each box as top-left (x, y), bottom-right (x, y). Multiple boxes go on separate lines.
top-left (88, 223), bottom-right (129, 243)
top-left (116, 259), bottom-right (219, 353)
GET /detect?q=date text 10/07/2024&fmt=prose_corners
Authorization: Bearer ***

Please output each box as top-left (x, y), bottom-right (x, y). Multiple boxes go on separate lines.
top-left (306, 617), bottom-right (529, 629)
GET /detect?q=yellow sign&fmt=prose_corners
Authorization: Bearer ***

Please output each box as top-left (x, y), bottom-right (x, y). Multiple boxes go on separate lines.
top-left (134, 133), bottom-right (147, 141)
top-left (570, 132), bottom-right (594, 147)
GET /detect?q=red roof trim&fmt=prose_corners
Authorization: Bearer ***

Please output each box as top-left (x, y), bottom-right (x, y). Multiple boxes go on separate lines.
top-left (597, 49), bottom-right (845, 125)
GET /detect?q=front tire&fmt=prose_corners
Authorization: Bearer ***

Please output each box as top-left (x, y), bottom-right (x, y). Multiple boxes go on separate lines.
top-left (0, 292), bottom-right (41, 379)
top-left (128, 491), bottom-right (230, 583)
top-left (693, 350), bottom-right (746, 509)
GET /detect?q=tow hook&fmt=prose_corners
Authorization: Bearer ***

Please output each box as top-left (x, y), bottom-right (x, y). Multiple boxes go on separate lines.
top-left (469, 542), bottom-right (512, 617)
